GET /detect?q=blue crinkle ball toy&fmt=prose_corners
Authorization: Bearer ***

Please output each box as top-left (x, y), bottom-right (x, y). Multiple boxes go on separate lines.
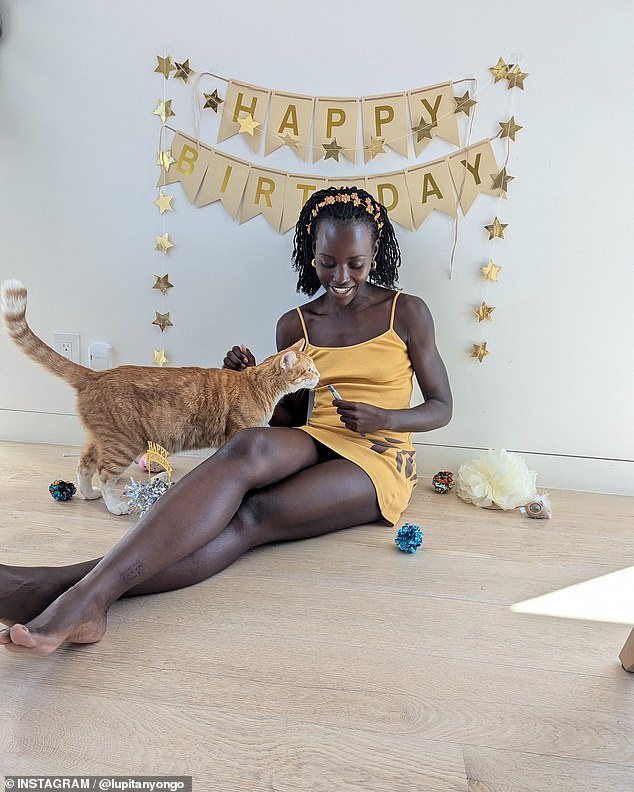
top-left (49, 480), bottom-right (77, 501)
top-left (395, 523), bottom-right (423, 553)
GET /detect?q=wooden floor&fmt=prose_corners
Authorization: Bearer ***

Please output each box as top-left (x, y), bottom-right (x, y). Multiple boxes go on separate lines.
top-left (0, 440), bottom-right (633, 791)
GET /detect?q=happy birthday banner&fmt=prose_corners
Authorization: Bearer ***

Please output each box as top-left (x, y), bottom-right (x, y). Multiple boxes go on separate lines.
top-left (212, 78), bottom-right (466, 163)
top-left (158, 130), bottom-right (505, 234)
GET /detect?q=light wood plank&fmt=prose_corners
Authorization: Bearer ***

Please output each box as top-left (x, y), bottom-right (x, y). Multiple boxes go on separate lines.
top-left (464, 745), bottom-right (634, 792)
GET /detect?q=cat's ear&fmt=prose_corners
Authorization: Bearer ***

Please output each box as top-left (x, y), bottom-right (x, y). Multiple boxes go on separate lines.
top-left (280, 351), bottom-right (298, 370)
top-left (289, 338), bottom-right (305, 353)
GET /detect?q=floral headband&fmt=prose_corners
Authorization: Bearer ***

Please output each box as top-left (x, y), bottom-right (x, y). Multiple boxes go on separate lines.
top-left (306, 192), bottom-right (384, 236)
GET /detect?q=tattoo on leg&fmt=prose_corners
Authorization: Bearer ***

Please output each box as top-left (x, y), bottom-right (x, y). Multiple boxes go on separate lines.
top-left (120, 560), bottom-right (145, 584)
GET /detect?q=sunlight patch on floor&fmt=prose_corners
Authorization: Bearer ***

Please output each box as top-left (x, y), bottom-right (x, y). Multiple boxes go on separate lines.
top-left (511, 566), bottom-right (634, 625)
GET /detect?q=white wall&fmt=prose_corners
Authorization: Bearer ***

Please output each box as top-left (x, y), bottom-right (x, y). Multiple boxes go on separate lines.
top-left (1, 0), bottom-right (633, 494)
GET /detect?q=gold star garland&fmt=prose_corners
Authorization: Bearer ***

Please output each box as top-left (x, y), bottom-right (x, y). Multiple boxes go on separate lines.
top-left (174, 59), bottom-right (194, 83)
top-left (153, 274), bottom-right (173, 295)
top-left (153, 349), bottom-right (168, 367)
top-left (364, 136), bottom-right (386, 159)
top-left (472, 57), bottom-right (526, 364)
top-left (322, 138), bottom-right (343, 162)
top-left (152, 54), bottom-right (185, 365)
top-left (152, 311), bottom-right (174, 332)
top-left (203, 89), bottom-right (224, 112)
top-left (238, 113), bottom-right (260, 135)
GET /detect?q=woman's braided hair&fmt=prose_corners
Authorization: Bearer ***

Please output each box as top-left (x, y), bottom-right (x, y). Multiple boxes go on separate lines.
top-left (291, 186), bottom-right (401, 296)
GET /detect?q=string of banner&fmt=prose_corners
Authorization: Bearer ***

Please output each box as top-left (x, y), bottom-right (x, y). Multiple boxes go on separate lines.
top-left (150, 56), bottom-right (526, 367)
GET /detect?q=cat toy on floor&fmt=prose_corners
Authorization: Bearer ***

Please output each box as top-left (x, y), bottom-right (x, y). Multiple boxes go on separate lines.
top-left (49, 480), bottom-right (76, 501)
top-left (432, 471), bottom-right (454, 494)
top-left (395, 523), bottom-right (424, 553)
top-left (520, 492), bottom-right (553, 519)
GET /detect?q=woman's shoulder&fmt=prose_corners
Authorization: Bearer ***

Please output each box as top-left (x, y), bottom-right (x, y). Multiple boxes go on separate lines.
top-left (392, 291), bottom-right (435, 341)
top-left (276, 306), bottom-right (306, 349)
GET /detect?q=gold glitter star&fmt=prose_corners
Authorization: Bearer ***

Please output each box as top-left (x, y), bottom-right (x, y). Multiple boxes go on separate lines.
top-left (153, 98), bottom-right (175, 123)
top-left (152, 274), bottom-right (174, 296)
top-left (499, 116), bottom-right (523, 142)
top-left (471, 342), bottom-right (490, 363)
top-left (156, 148), bottom-right (175, 172)
top-left (154, 55), bottom-right (176, 79)
top-left (155, 233), bottom-right (174, 254)
top-left (364, 136), bottom-right (386, 159)
top-left (489, 57), bottom-right (512, 83)
top-left (454, 91), bottom-right (477, 116)
top-left (506, 65), bottom-right (529, 90)
top-left (484, 217), bottom-right (508, 240)
top-left (203, 89), bottom-right (224, 112)
top-left (154, 192), bottom-right (173, 214)
top-left (411, 117), bottom-right (437, 142)
top-left (173, 59), bottom-right (194, 83)
top-left (237, 114), bottom-right (260, 135)
top-left (481, 260), bottom-right (502, 281)
top-left (152, 311), bottom-right (173, 332)
top-left (279, 131), bottom-right (300, 150)
top-left (474, 302), bottom-right (495, 323)
top-left (491, 168), bottom-right (515, 195)
top-left (322, 138), bottom-right (344, 162)
top-left (153, 349), bottom-right (168, 366)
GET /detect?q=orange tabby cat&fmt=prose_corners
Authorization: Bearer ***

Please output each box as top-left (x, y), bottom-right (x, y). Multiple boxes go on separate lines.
top-left (1, 279), bottom-right (320, 515)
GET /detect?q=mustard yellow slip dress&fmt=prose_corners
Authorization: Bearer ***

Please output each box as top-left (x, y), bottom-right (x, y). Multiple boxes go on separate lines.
top-left (296, 291), bottom-right (417, 525)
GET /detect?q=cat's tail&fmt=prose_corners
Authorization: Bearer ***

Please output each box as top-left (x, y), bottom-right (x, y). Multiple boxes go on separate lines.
top-left (1, 279), bottom-right (92, 388)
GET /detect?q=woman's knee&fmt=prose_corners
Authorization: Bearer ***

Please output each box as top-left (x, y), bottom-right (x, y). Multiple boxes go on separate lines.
top-left (217, 427), bottom-right (318, 484)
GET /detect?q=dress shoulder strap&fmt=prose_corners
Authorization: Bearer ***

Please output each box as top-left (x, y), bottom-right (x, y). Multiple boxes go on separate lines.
top-left (295, 306), bottom-right (310, 344)
top-left (389, 291), bottom-right (402, 330)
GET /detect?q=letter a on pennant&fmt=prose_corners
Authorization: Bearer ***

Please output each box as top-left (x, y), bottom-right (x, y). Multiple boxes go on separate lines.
top-left (264, 93), bottom-right (314, 160)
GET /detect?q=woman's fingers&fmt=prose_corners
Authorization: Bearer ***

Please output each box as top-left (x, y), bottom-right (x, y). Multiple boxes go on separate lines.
top-left (223, 345), bottom-right (256, 370)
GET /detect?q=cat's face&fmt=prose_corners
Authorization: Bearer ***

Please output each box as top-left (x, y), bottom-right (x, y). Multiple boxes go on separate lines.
top-left (279, 340), bottom-right (320, 392)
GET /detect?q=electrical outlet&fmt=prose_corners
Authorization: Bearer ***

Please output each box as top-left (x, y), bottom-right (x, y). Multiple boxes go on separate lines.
top-left (53, 332), bottom-right (80, 364)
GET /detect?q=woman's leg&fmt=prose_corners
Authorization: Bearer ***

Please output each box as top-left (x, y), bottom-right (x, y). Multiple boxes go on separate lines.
top-left (1, 435), bottom-right (382, 655)
top-left (0, 427), bottom-right (322, 655)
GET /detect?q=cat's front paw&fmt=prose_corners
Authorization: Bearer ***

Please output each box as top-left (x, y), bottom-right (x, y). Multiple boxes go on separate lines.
top-left (107, 500), bottom-right (132, 516)
top-left (80, 489), bottom-right (102, 501)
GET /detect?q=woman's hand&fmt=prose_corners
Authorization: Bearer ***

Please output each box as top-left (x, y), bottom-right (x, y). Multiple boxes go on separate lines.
top-left (222, 344), bottom-right (256, 370)
top-left (333, 399), bottom-right (390, 437)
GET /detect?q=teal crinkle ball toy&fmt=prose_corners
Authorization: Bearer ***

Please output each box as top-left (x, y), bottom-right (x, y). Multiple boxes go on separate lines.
top-left (395, 523), bottom-right (423, 553)
top-left (49, 480), bottom-right (77, 501)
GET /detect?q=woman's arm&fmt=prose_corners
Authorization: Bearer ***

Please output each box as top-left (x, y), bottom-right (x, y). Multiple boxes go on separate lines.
top-left (334, 294), bottom-right (453, 435)
top-left (269, 310), bottom-right (310, 427)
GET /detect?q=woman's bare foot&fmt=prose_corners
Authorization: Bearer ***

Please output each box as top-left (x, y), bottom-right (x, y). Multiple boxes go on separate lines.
top-left (0, 580), bottom-right (108, 656)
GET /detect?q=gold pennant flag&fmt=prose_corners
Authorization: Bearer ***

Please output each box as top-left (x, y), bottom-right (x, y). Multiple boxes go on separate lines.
top-left (313, 97), bottom-right (359, 164)
top-left (156, 131), bottom-right (212, 204)
top-left (365, 171), bottom-right (413, 230)
top-left (361, 93), bottom-right (409, 161)
top-left (447, 139), bottom-right (501, 214)
top-left (196, 150), bottom-right (251, 219)
top-left (240, 166), bottom-right (287, 231)
top-left (280, 175), bottom-right (329, 235)
top-left (217, 80), bottom-right (271, 154)
top-left (265, 92), bottom-right (314, 161)
top-left (407, 82), bottom-right (461, 156)
top-left (404, 159), bottom-right (457, 227)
